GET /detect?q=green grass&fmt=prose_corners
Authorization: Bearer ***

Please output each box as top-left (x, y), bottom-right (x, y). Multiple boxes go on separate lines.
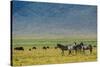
top-left (12, 38), bottom-right (97, 47)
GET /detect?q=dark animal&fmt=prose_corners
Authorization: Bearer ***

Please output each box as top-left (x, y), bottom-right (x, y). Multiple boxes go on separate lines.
top-left (32, 47), bottom-right (36, 49)
top-left (29, 48), bottom-right (31, 51)
top-left (43, 46), bottom-right (47, 50)
top-left (14, 47), bottom-right (24, 51)
top-left (57, 44), bottom-right (68, 56)
top-left (47, 46), bottom-right (49, 49)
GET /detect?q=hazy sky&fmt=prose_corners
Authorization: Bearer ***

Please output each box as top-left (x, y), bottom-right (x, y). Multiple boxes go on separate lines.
top-left (12, 1), bottom-right (97, 39)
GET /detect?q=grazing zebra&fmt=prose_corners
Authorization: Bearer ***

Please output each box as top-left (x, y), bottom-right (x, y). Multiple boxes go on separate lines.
top-left (81, 44), bottom-right (93, 54)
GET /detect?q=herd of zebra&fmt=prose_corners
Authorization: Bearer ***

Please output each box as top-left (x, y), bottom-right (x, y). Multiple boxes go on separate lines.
top-left (14, 42), bottom-right (96, 56)
top-left (57, 42), bottom-right (93, 56)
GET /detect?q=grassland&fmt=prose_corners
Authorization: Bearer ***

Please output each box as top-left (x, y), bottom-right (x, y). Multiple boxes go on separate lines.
top-left (12, 38), bottom-right (97, 66)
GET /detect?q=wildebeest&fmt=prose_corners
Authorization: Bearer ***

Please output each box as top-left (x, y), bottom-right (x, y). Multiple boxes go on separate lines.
top-left (32, 47), bottom-right (36, 49)
top-left (42, 46), bottom-right (47, 50)
top-left (29, 48), bottom-right (31, 51)
top-left (47, 46), bottom-right (49, 49)
top-left (14, 47), bottom-right (24, 51)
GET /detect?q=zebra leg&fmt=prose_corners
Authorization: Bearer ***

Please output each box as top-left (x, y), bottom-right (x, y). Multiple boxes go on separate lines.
top-left (89, 45), bottom-right (93, 54)
top-left (90, 48), bottom-right (92, 54)
top-left (70, 50), bottom-right (72, 55)
top-left (62, 50), bottom-right (64, 56)
top-left (69, 50), bottom-right (71, 55)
